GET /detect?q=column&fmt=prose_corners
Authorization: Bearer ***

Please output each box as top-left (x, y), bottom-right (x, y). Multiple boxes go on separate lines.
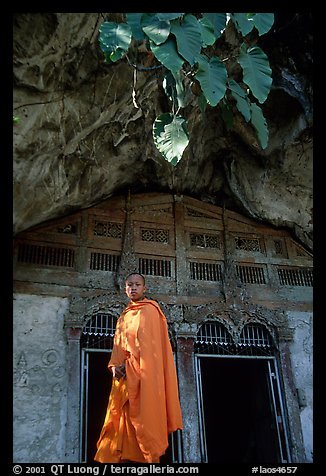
top-left (64, 326), bottom-right (82, 462)
top-left (177, 333), bottom-right (202, 463)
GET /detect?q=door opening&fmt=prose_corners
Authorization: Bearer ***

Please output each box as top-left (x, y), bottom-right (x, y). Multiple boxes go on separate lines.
top-left (80, 349), bottom-right (112, 462)
top-left (195, 322), bottom-right (290, 463)
top-left (197, 356), bottom-right (282, 463)
top-left (80, 312), bottom-right (182, 463)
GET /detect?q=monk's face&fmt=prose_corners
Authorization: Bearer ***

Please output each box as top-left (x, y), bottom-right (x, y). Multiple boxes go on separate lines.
top-left (125, 274), bottom-right (147, 302)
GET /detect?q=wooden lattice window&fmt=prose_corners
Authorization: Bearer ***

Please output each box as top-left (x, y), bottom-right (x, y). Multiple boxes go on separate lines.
top-left (234, 236), bottom-right (263, 253)
top-left (139, 257), bottom-right (172, 277)
top-left (277, 267), bottom-right (313, 286)
top-left (17, 242), bottom-right (75, 268)
top-left (89, 252), bottom-right (120, 271)
top-left (56, 223), bottom-right (78, 234)
top-left (273, 239), bottom-right (285, 256)
top-left (141, 228), bottom-right (169, 243)
top-left (190, 261), bottom-right (223, 281)
top-left (93, 220), bottom-right (122, 239)
top-left (236, 264), bottom-right (266, 284)
top-left (190, 232), bottom-right (221, 249)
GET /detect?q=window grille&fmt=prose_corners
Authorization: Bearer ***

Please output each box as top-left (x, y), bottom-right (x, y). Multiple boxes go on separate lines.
top-left (277, 267), bottom-right (313, 287)
top-left (56, 223), bottom-right (78, 234)
top-left (236, 264), bottom-right (266, 284)
top-left (139, 257), bottom-right (172, 277)
top-left (93, 220), bottom-right (122, 239)
top-left (17, 242), bottom-right (75, 268)
top-left (195, 322), bottom-right (274, 356)
top-left (190, 232), bottom-right (221, 249)
top-left (81, 313), bottom-right (117, 349)
top-left (234, 236), bottom-right (262, 253)
top-left (89, 252), bottom-right (120, 271)
top-left (190, 261), bottom-right (223, 281)
top-left (274, 239), bottom-right (284, 256)
top-left (141, 228), bottom-right (169, 243)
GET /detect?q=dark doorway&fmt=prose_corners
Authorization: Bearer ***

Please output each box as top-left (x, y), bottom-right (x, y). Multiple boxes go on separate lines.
top-left (82, 350), bottom-right (180, 463)
top-left (199, 357), bottom-right (281, 463)
top-left (82, 350), bottom-right (112, 463)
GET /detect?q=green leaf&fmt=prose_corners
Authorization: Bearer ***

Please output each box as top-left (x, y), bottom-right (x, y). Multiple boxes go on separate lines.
top-left (238, 44), bottom-right (272, 104)
top-left (250, 102), bottom-right (268, 149)
top-left (198, 17), bottom-right (216, 47)
top-left (195, 55), bottom-right (227, 106)
top-left (170, 14), bottom-right (202, 66)
top-left (126, 13), bottom-right (145, 40)
top-left (231, 13), bottom-right (255, 36)
top-left (251, 13), bottom-right (274, 36)
top-left (201, 13), bottom-right (227, 40)
top-left (99, 22), bottom-right (132, 62)
top-left (153, 113), bottom-right (189, 165)
top-left (157, 13), bottom-right (184, 21)
top-left (141, 13), bottom-right (171, 45)
top-left (150, 38), bottom-right (184, 73)
top-left (228, 79), bottom-right (251, 122)
top-left (163, 70), bottom-right (187, 109)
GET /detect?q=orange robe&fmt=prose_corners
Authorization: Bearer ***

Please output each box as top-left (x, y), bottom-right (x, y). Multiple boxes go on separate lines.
top-left (94, 298), bottom-right (183, 463)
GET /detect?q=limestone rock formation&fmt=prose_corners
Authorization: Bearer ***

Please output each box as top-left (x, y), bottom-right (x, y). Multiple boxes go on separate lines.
top-left (13, 13), bottom-right (313, 251)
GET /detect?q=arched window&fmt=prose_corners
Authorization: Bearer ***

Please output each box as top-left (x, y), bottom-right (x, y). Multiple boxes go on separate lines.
top-left (80, 313), bottom-right (117, 350)
top-left (195, 321), bottom-right (275, 356)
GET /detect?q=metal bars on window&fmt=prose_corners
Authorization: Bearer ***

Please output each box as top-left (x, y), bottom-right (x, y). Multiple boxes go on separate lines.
top-left (195, 322), bottom-right (274, 356)
top-left (81, 313), bottom-right (117, 350)
top-left (190, 261), bottom-right (223, 281)
top-left (139, 257), bottom-right (172, 277)
top-left (236, 264), bottom-right (266, 284)
top-left (277, 267), bottom-right (313, 287)
top-left (17, 242), bottom-right (75, 268)
top-left (89, 252), bottom-right (120, 271)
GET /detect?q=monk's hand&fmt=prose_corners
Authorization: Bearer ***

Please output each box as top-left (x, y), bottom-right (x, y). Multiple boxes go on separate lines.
top-left (112, 364), bottom-right (126, 380)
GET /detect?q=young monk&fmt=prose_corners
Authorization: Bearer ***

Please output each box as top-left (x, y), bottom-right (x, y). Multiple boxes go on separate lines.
top-left (94, 273), bottom-right (183, 463)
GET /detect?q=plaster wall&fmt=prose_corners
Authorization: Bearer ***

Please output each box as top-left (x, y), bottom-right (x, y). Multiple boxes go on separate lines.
top-left (287, 311), bottom-right (313, 463)
top-left (13, 293), bottom-right (69, 463)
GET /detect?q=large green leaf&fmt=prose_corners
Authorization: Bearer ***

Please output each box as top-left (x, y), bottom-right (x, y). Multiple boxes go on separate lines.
top-left (238, 44), bottom-right (272, 104)
top-left (251, 13), bottom-right (274, 35)
top-left (150, 38), bottom-right (184, 73)
top-left (99, 22), bottom-right (132, 62)
top-left (153, 113), bottom-right (189, 165)
top-left (231, 13), bottom-right (255, 36)
top-left (141, 13), bottom-right (171, 45)
top-left (195, 55), bottom-right (227, 106)
top-left (202, 13), bottom-right (227, 39)
top-left (157, 13), bottom-right (184, 21)
top-left (228, 79), bottom-right (251, 122)
top-left (198, 17), bottom-right (216, 47)
top-left (170, 14), bottom-right (202, 66)
top-left (126, 13), bottom-right (145, 40)
top-left (250, 102), bottom-right (268, 149)
top-left (163, 70), bottom-right (187, 109)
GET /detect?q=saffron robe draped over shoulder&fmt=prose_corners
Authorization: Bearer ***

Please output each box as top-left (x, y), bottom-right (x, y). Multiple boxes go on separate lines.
top-left (94, 298), bottom-right (183, 463)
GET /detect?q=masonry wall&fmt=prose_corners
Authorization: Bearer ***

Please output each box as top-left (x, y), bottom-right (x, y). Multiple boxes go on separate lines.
top-left (287, 311), bottom-right (313, 462)
top-left (13, 294), bottom-right (69, 463)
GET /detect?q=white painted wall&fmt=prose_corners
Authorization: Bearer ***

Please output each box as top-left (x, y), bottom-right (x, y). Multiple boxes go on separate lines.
top-left (287, 311), bottom-right (313, 462)
top-left (13, 294), bottom-right (69, 463)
